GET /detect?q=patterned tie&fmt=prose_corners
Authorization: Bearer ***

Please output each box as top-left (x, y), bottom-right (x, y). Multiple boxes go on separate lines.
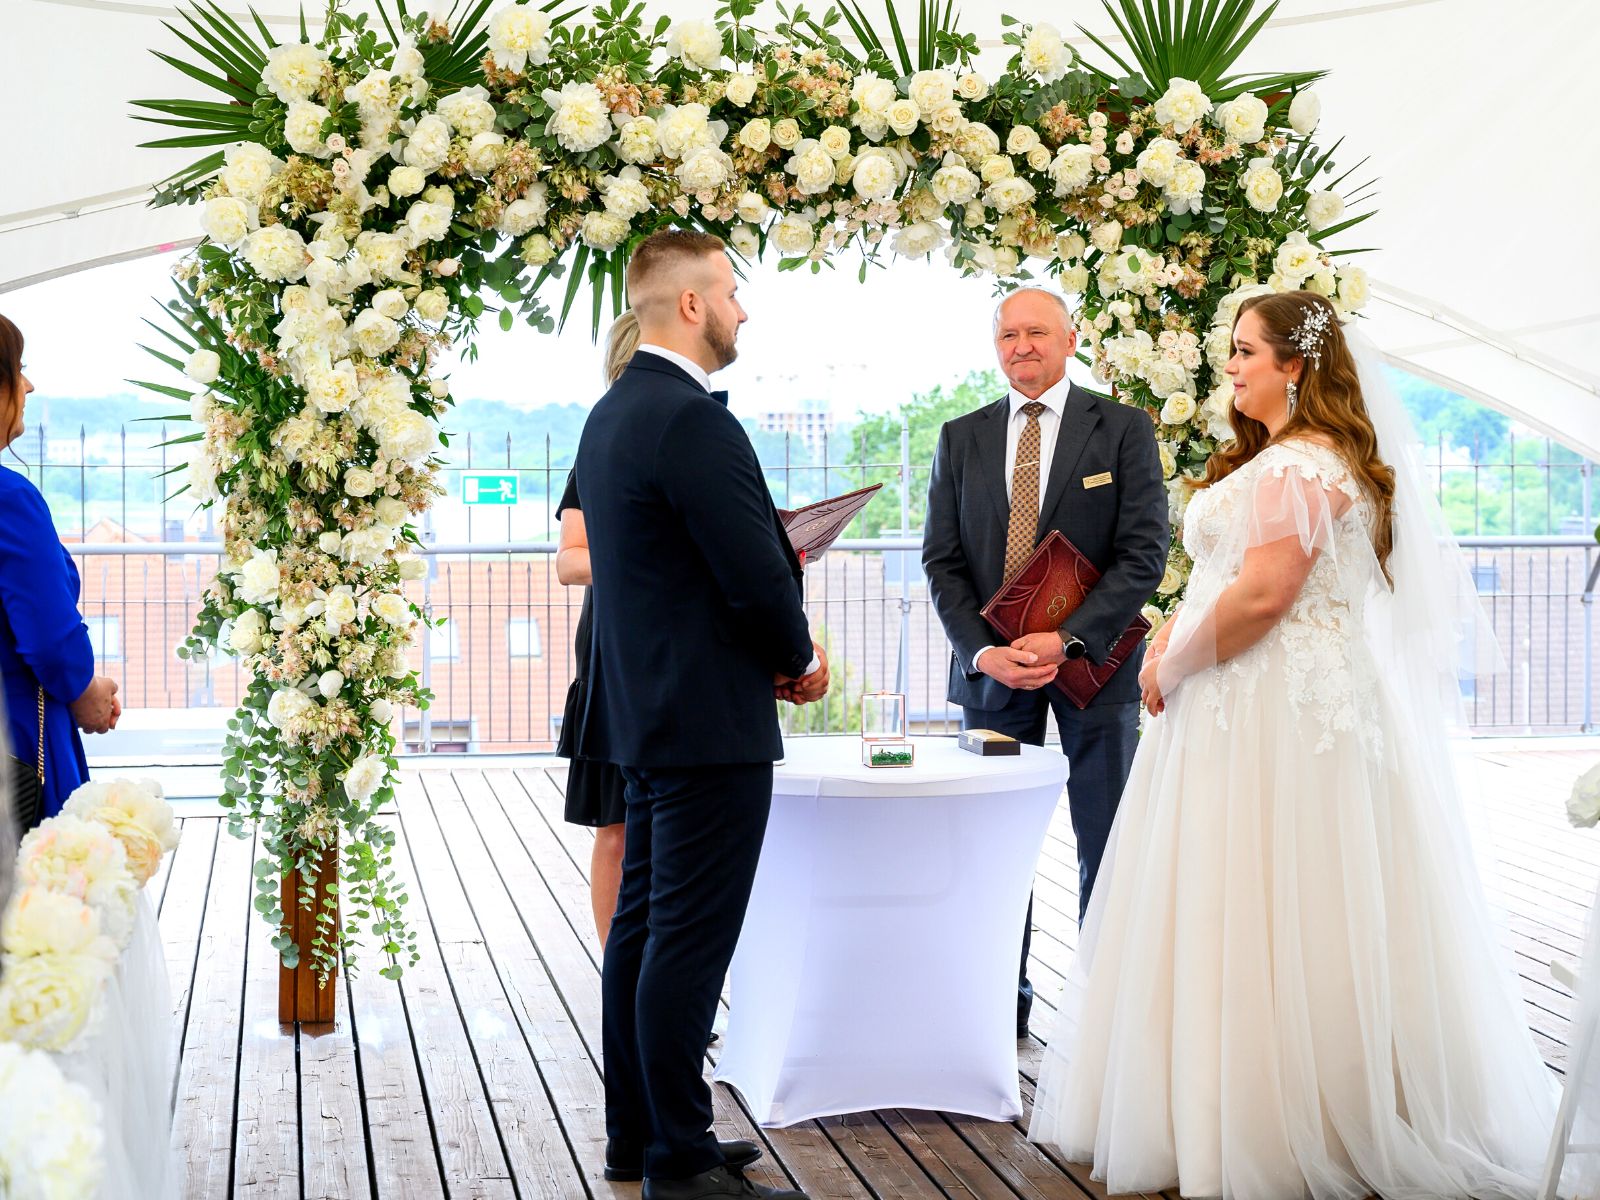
top-left (1004, 401), bottom-right (1047, 581)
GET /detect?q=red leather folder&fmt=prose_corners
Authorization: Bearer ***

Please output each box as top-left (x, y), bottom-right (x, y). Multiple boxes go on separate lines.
top-left (978, 530), bottom-right (1150, 709)
top-left (776, 482), bottom-right (883, 564)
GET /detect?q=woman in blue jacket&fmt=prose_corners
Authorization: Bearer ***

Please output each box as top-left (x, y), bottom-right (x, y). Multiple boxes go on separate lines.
top-left (0, 313), bottom-right (120, 822)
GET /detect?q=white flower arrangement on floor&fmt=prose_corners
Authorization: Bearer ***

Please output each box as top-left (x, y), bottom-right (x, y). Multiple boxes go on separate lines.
top-left (0, 1043), bottom-right (105, 1200)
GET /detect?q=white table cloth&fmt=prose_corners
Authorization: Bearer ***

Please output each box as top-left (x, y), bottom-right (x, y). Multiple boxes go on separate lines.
top-left (713, 734), bottom-right (1067, 1126)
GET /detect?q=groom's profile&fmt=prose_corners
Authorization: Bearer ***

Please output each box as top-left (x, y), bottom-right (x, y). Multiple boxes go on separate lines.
top-left (574, 229), bottom-right (828, 1200)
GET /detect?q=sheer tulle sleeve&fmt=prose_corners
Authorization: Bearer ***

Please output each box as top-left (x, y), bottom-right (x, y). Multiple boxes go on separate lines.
top-left (1156, 443), bottom-right (1371, 695)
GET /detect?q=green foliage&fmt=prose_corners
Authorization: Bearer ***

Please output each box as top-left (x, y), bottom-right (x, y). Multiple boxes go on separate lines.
top-left (784, 625), bottom-right (867, 733)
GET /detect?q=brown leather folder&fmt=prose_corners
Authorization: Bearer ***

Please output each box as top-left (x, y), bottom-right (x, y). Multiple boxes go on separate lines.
top-left (978, 530), bottom-right (1150, 709)
top-left (776, 482), bottom-right (883, 564)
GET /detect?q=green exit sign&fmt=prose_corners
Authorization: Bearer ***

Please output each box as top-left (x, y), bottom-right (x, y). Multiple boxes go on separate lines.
top-left (461, 472), bottom-right (519, 505)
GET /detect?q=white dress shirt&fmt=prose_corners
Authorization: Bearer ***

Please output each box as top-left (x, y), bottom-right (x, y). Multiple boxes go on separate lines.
top-left (973, 377), bottom-right (1073, 673)
top-left (631, 344), bottom-right (819, 676)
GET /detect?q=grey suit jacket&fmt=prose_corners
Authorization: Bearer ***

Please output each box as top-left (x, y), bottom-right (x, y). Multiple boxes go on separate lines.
top-left (922, 381), bottom-right (1170, 710)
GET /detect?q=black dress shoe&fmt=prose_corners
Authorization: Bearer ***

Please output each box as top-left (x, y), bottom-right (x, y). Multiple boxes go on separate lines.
top-left (1017, 1021), bottom-right (1029, 1039)
top-left (605, 1140), bottom-right (762, 1183)
top-left (642, 1164), bottom-right (805, 1200)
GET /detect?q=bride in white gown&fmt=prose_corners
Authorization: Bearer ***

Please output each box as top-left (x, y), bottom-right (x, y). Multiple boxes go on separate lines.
top-left (1028, 290), bottom-right (1557, 1199)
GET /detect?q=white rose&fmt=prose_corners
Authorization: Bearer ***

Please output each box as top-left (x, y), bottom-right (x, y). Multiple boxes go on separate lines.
top-left (371, 698), bottom-right (395, 723)
top-left (1135, 137), bottom-right (1182, 188)
top-left (1021, 22), bottom-right (1069, 81)
top-left (980, 154), bottom-right (1015, 184)
top-left (236, 550), bottom-right (280, 604)
top-left (1214, 93), bottom-right (1268, 145)
top-left (415, 288), bottom-right (449, 322)
top-left (770, 215), bottom-right (815, 256)
top-left (1160, 391), bottom-right (1198, 425)
top-left (242, 225), bottom-right (308, 282)
top-left (487, 3), bottom-right (551, 73)
top-left (926, 101), bottom-right (965, 135)
top-left (771, 118), bottom-right (802, 150)
top-left (601, 168), bottom-right (652, 219)
top-left (1158, 562), bottom-right (1185, 595)
top-left (499, 185), bottom-right (549, 237)
top-left (317, 670), bottom-right (345, 700)
top-left (930, 157), bottom-right (980, 205)
top-left (185, 349), bottom-right (221, 384)
top-left (1337, 265), bottom-right (1370, 311)
top-left (891, 221), bottom-right (945, 259)
top-left (375, 497), bottom-right (409, 526)
top-left (1056, 232), bottom-right (1087, 261)
top-left (221, 142), bottom-right (283, 200)
top-left (374, 593), bottom-right (412, 626)
top-left (668, 18), bottom-right (723, 70)
top-left (729, 224), bottom-right (760, 258)
top-left (543, 82), bottom-right (611, 153)
top-left (263, 42), bottom-right (327, 103)
top-left (734, 191), bottom-right (769, 223)
top-left (344, 466), bottom-right (378, 496)
top-left (1153, 77), bottom-right (1213, 134)
top-left (437, 85), bottom-right (496, 136)
top-left (955, 71), bottom-right (988, 101)
top-left (885, 98), bottom-right (921, 138)
top-left (1288, 90), bottom-right (1321, 136)
top-left (677, 147), bottom-right (733, 193)
top-left (851, 151), bottom-right (901, 201)
top-left (984, 175), bottom-right (1036, 213)
top-left (342, 755), bottom-right (387, 804)
top-left (371, 288), bottom-right (409, 321)
top-left (1005, 126), bottom-right (1041, 156)
top-left (1240, 158), bottom-right (1284, 212)
top-left (1049, 144), bottom-right (1096, 195)
top-left (520, 234), bottom-right (556, 267)
top-left (388, 165), bottom-right (426, 198)
top-left (580, 210), bottom-right (630, 251)
top-left (351, 309), bottom-right (401, 357)
top-left (201, 196), bottom-right (257, 247)
top-left (787, 142), bottom-right (838, 195)
top-left (737, 117), bottom-right (772, 152)
top-left (1091, 219), bottom-right (1123, 253)
top-left (466, 130), bottom-right (505, 176)
top-left (1058, 262), bottom-right (1089, 293)
top-left (402, 113), bottom-right (452, 172)
top-left (616, 116), bottom-right (660, 164)
top-left (1273, 233), bottom-right (1320, 282)
top-left (725, 72), bottom-right (758, 106)
top-left (228, 607), bottom-right (266, 655)
top-left (396, 552), bottom-right (427, 580)
top-left (1305, 190), bottom-right (1345, 231)
top-left (405, 198), bottom-right (453, 245)
top-left (284, 100), bottom-right (332, 158)
top-left (317, 530), bottom-right (344, 554)
top-left (324, 586), bottom-right (359, 631)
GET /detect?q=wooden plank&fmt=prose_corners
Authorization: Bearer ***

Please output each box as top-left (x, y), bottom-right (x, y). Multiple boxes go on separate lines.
top-left (299, 996), bottom-right (373, 1200)
top-left (344, 813), bottom-right (448, 1200)
top-left (171, 820), bottom-right (252, 1200)
top-left (233, 832), bottom-right (301, 1197)
top-left (158, 816), bottom-right (219, 1105)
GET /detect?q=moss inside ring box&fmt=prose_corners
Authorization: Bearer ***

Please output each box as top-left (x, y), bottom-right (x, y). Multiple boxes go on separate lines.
top-left (862, 740), bottom-right (915, 767)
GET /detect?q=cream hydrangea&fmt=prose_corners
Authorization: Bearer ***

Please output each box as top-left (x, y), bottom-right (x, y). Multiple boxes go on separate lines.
top-left (1152, 77), bottom-right (1212, 134)
top-left (487, 3), bottom-right (551, 73)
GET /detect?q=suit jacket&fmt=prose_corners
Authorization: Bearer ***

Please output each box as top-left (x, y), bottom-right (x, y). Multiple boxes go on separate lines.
top-left (922, 381), bottom-right (1169, 711)
top-left (574, 354), bottom-right (814, 767)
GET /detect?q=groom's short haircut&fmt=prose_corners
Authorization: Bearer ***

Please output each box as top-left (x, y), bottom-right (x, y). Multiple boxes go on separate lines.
top-left (628, 230), bottom-right (727, 324)
top-left (993, 287), bottom-right (1073, 334)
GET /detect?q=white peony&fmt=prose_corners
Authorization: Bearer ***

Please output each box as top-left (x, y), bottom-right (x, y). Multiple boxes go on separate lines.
top-left (375, 497), bottom-right (409, 526)
top-left (402, 113), bottom-right (453, 172)
top-left (242, 225), bottom-right (308, 283)
top-left (0, 953), bottom-right (111, 1052)
top-left (396, 552), bottom-right (427, 580)
top-left (437, 85), bottom-right (496, 136)
top-left (1240, 157), bottom-right (1284, 212)
top-left (342, 524), bottom-right (394, 565)
top-left (519, 232), bottom-right (554, 264)
top-left (1145, 357), bottom-right (1191, 399)
top-left (16, 817), bottom-right (136, 946)
top-left (930, 156), bottom-right (980, 205)
top-left (267, 686), bottom-right (315, 731)
top-left (1214, 93), bottom-right (1268, 145)
top-left (1305, 190), bottom-right (1345, 231)
top-left (655, 102), bottom-right (717, 159)
top-left (263, 42), bottom-right (327, 103)
top-left (371, 288), bottom-right (409, 321)
top-left (221, 142), bottom-right (283, 200)
top-left (1273, 233), bottom-right (1320, 282)
top-left (1135, 137), bottom-right (1182, 188)
top-left (1153, 77), bottom-right (1213, 134)
top-left (581, 210), bottom-right (630, 251)
top-left (374, 593), bottom-right (412, 626)
top-left (356, 231), bottom-right (411, 280)
top-left (1021, 22), bottom-right (1069, 80)
top-left (1, 889), bottom-right (115, 964)
top-left (487, 3), bottom-right (551, 73)
top-left (201, 196), bottom-right (257, 247)
top-left (307, 361), bottom-right (360, 413)
top-left (1058, 262), bottom-right (1090, 293)
top-left (667, 18), bottom-right (723, 70)
top-left (891, 221), bottom-right (946, 259)
top-left (1164, 159), bottom-right (1206, 214)
top-left (351, 308), bottom-right (402, 357)
top-left (787, 142), bottom-right (839, 196)
top-left (677, 146), bottom-right (734, 193)
top-left (851, 150), bottom-right (901, 201)
top-left (955, 71), bottom-right (989, 101)
top-left (770, 215), bottom-right (816, 256)
top-left (343, 755), bottom-right (388, 804)
top-left (228, 607), bottom-right (266, 655)
top-left (1337, 265), bottom-right (1370, 311)
top-left (734, 191), bottom-right (769, 223)
top-left (1048, 144), bottom-right (1096, 195)
top-left (984, 175), bottom-right (1036, 213)
top-left (377, 409), bottom-right (435, 463)
top-left (185, 349), bottom-right (221, 385)
top-left (1160, 391), bottom-right (1198, 425)
top-left (616, 115), bottom-right (660, 164)
top-left (1288, 90), bottom-right (1321, 135)
top-left (62, 778), bottom-right (179, 886)
top-left (0, 1045), bottom-right (106, 1196)
top-left (405, 198), bottom-right (453, 245)
top-left (724, 72), bottom-right (758, 106)
top-left (324, 586), bottom-right (359, 631)
top-left (236, 549), bottom-right (281, 604)
top-left (1570, 761), bottom-right (1600, 827)
top-left (284, 100), bottom-right (333, 158)
top-left (466, 130), bottom-right (506, 176)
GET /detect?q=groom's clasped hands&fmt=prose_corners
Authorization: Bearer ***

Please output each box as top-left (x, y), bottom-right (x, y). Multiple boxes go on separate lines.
top-left (773, 641), bottom-right (831, 705)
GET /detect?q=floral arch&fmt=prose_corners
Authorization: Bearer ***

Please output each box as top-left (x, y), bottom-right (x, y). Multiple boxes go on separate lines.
top-left (137, 0), bottom-right (1373, 981)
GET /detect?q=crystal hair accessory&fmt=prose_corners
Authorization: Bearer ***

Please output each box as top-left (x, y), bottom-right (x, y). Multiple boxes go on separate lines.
top-left (1290, 304), bottom-right (1332, 367)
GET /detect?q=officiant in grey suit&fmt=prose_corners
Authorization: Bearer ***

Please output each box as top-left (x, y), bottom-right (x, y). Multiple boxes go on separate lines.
top-left (922, 287), bottom-right (1168, 1038)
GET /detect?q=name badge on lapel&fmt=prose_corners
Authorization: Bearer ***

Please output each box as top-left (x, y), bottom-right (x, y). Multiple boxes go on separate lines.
top-left (1082, 471), bottom-right (1113, 489)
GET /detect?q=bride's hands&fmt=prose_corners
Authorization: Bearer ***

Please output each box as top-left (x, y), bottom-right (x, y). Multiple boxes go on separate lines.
top-left (1138, 654), bottom-right (1165, 717)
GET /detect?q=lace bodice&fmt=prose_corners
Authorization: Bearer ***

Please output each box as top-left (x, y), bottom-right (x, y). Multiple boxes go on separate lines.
top-left (1178, 440), bottom-right (1382, 753)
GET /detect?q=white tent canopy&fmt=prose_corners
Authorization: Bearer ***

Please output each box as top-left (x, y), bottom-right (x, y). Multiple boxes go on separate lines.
top-left (2, 0), bottom-right (1595, 452)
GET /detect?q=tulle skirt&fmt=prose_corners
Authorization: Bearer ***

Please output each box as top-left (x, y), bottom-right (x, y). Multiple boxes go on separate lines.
top-left (1029, 647), bottom-right (1558, 1199)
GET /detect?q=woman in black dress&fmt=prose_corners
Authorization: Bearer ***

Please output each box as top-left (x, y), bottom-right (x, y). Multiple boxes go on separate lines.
top-left (556, 310), bottom-right (638, 945)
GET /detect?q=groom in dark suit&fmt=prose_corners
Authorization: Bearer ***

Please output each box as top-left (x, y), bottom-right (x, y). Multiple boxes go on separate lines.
top-left (923, 288), bottom-right (1168, 1038)
top-left (576, 230), bottom-right (828, 1200)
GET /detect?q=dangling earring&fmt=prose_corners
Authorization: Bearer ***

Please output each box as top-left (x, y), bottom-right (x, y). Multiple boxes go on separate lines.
top-left (1285, 378), bottom-right (1298, 418)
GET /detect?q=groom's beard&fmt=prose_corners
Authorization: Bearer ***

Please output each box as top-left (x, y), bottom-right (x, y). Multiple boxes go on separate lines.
top-left (705, 308), bottom-right (739, 370)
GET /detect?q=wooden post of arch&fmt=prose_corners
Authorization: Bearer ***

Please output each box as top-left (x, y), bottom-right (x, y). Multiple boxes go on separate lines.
top-left (278, 837), bottom-right (340, 1023)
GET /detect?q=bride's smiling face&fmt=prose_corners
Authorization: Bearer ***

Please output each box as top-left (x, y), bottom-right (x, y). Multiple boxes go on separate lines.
top-left (1226, 309), bottom-right (1301, 430)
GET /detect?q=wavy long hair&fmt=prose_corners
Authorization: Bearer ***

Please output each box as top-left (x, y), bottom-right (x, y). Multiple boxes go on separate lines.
top-left (604, 310), bottom-right (640, 385)
top-left (0, 314), bottom-right (24, 459)
top-left (1194, 290), bottom-right (1395, 581)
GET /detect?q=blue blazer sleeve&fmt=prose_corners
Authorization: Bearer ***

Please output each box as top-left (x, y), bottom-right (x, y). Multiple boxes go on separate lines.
top-left (0, 473), bottom-right (95, 705)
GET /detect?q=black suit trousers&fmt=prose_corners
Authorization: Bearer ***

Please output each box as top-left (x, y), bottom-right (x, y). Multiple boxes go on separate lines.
top-left (602, 761), bottom-right (773, 1180)
top-left (963, 690), bottom-right (1139, 1022)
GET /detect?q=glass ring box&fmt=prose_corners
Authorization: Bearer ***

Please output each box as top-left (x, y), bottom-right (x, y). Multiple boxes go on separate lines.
top-left (861, 691), bottom-right (913, 767)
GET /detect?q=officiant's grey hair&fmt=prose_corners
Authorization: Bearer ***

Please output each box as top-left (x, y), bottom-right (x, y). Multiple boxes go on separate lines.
top-left (993, 288), bottom-right (1073, 333)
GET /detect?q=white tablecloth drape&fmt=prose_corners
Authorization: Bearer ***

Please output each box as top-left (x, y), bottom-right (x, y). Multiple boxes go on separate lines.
top-left (56, 892), bottom-right (175, 1200)
top-left (714, 735), bottom-right (1067, 1126)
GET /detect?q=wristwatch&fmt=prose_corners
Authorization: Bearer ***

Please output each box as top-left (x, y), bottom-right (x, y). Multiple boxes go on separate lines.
top-left (1060, 633), bottom-right (1087, 661)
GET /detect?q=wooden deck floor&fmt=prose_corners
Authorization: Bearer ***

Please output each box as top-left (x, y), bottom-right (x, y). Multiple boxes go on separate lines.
top-left (152, 746), bottom-right (1600, 1200)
